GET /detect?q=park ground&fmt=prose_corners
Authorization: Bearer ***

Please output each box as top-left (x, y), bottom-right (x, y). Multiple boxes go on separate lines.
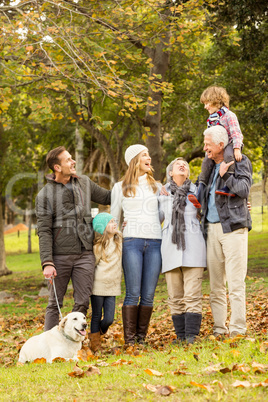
top-left (0, 209), bottom-right (268, 401)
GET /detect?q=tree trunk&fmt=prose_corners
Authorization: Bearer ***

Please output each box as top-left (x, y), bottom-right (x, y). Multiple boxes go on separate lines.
top-left (27, 186), bottom-right (34, 254)
top-left (75, 125), bottom-right (84, 176)
top-left (0, 199), bottom-right (12, 277)
top-left (144, 6), bottom-right (171, 180)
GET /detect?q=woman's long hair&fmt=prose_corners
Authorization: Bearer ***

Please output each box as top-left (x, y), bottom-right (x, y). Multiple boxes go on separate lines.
top-left (93, 230), bottom-right (122, 263)
top-left (121, 153), bottom-right (158, 197)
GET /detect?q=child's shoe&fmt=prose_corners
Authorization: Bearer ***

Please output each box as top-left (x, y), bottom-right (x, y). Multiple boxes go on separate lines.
top-left (188, 194), bottom-right (201, 209)
top-left (215, 186), bottom-right (235, 197)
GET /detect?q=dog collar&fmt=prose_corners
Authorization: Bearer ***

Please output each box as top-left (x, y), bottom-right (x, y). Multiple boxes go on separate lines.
top-left (63, 333), bottom-right (80, 343)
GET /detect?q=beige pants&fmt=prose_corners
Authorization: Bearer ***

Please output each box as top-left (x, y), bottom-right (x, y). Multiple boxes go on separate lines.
top-left (207, 223), bottom-right (248, 335)
top-left (165, 267), bottom-right (204, 315)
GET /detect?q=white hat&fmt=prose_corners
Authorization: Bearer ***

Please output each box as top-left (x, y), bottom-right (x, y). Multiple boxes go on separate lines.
top-left (125, 144), bottom-right (148, 166)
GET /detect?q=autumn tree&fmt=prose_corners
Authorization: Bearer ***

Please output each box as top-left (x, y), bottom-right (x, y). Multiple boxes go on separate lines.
top-left (0, 0), bottom-right (217, 180)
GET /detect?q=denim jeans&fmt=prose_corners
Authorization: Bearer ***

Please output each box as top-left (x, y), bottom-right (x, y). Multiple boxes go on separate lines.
top-left (122, 237), bottom-right (162, 306)
top-left (90, 295), bottom-right (116, 334)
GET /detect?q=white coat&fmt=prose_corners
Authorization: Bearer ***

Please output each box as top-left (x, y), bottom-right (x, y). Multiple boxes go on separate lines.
top-left (158, 182), bottom-right (206, 273)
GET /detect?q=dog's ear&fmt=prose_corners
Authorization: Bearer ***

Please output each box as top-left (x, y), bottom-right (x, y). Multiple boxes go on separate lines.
top-left (58, 316), bottom-right (68, 331)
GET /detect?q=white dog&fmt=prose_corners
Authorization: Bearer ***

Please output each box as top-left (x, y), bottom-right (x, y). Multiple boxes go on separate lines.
top-left (18, 312), bottom-right (87, 363)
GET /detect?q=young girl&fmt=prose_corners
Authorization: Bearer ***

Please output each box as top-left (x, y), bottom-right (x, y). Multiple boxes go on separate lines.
top-left (111, 144), bottom-right (162, 346)
top-left (89, 212), bottom-right (122, 353)
top-left (188, 85), bottom-right (244, 208)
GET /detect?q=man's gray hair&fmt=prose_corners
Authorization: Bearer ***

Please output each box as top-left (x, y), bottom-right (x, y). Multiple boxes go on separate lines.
top-left (166, 157), bottom-right (190, 182)
top-left (203, 125), bottom-right (228, 148)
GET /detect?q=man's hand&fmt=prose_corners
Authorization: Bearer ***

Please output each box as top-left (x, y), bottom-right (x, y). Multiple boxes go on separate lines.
top-left (43, 265), bottom-right (57, 282)
top-left (234, 148), bottom-right (242, 162)
top-left (219, 161), bottom-right (235, 177)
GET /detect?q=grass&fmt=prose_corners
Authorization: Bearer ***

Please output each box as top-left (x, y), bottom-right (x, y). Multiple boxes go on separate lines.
top-left (4, 229), bottom-right (39, 255)
top-left (250, 206), bottom-right (268, 233)
top-left (0, 229), bottom-right (268, 401)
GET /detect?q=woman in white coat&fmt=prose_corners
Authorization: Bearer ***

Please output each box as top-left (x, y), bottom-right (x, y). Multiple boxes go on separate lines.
top-left (159, 158), bottom-right (206, 344)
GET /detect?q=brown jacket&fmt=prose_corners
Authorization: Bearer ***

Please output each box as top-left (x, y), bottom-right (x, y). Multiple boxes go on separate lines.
top-left (35, 174), bottom-right (111, 266)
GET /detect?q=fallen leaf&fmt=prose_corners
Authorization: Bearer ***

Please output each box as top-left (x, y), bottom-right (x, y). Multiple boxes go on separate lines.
top-left (252, 362), bottom-right (268, 371)
top-left (219, 367), bottom-right (232, 374)
top-left (203, 363), bottom-right (222, 374)
top-left (77, 347), bottom-right (94, 361)
top-left (156, 386), bottom-right (173, 396)
top-left (144, 368), bottom-right (163, 376)
top-left (96, 361), bottom-right (109, 367)
top-left (143, 383), bottom-right (158, 392)
top-left (68, 364), bottom-right (84, 378)
top-left (143, 384), bottom-right (174, 394)
top-left (52, 357), bottom-right (66, 363)
top-left (259, 342), bottom-right (268, 353)
top-left (232, 380), bottom-right (251, 388)
top-left (33, 357), bottom-right (46, 364)
top-left (252, 379), bottom-right (268, 388)
top-left (111, 359), bottom-right (133, 366)
top-left (173, 369), bottom-right (192, 375)
top-left (84, 365), bottom-right (101, 376)
top-left (190, 381), bottom-right (213, 392)
top-left (234, 364), bottom-right (250, 373)
top-left (230, 349), bottom-right (240, 357)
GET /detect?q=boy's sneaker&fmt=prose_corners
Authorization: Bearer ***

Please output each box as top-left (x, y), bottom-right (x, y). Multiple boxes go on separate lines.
top-left (188, 194), bottom-right (201, 209)
top-left (215, 186), bottom-right (235, 197)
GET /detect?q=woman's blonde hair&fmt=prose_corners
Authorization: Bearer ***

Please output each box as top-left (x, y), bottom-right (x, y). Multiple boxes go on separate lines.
top-left (200, 86), bottom-right (230, 109)
top-left (121, 153), bottom-right (158, 197)
top-left (93, 230), bottom-right (122, 263)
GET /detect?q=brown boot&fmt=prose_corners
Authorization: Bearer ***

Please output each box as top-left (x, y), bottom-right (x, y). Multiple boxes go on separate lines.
top-left (89, 331), bottom-right (101, 353)
top-left (122, 305), bottom-right (138, 346)
top-left (136, 305), bottom-right (153, 344)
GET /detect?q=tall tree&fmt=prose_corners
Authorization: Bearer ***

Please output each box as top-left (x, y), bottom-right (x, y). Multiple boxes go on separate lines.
top-left (0, 0), bottom-right (209, 180)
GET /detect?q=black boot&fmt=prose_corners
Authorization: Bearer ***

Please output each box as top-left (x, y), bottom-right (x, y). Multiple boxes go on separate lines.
top-left (122, 305), bottom-right (138, 346)
top-left (136, 305), bottom-right (153, 344)
top-left (172, 314), bottom-right (185, 343)
top-left (185, 312), bottom-right (202, 344)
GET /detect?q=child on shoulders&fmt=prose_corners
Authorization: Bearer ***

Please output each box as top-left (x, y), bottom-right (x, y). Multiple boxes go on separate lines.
top-left (189, 85), bottom-right (244, 208)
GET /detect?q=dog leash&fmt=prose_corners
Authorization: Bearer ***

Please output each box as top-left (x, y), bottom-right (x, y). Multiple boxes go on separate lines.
top-left (46, 276), bottom-right (63, 320)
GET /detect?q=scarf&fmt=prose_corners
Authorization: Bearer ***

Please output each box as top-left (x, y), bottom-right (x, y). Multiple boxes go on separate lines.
top-left (170, 178), bottom-right (191, 251)
top-left (207, 106), bottom-right (228, 127)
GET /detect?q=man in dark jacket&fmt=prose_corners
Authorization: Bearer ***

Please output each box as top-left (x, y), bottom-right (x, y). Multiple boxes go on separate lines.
top-left (200, 125), bottom-right (252, 338)
top-left (36, 146), bottom-right (111, 330)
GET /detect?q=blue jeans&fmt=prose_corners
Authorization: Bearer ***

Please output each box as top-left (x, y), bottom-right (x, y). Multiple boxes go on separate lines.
top-left (90, 295), bottom-right (116, 334)
top-left (122, 237), bottom-right (162, 306)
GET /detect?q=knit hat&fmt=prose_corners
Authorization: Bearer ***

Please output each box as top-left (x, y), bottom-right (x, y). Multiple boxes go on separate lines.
top-left (93, 213), bottom-right (114, 235)
top-left (125, 144), bottom-right (148, 166)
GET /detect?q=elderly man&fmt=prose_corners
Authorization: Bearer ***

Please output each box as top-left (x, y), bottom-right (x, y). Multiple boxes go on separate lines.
top-left (200, 125), bottom-right (252, 338)
top-left (36, 146), bottom-right (111, 330)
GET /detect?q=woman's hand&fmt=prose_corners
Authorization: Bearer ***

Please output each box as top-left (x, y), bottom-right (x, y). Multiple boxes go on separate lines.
top-left (160, 186), bottom-right (169, 196)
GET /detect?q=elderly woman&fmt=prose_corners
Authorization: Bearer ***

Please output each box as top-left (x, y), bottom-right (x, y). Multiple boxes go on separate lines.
top-left (159, 158), bottom-right (206, 344)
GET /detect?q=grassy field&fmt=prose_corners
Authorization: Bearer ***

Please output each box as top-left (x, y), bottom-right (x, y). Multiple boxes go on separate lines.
top-left (0, 228), bottom-right (268, 401)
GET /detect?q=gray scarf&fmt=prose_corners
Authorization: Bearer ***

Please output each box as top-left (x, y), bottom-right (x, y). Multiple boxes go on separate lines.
top-left (170, 178), bottom-right (191, 250)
